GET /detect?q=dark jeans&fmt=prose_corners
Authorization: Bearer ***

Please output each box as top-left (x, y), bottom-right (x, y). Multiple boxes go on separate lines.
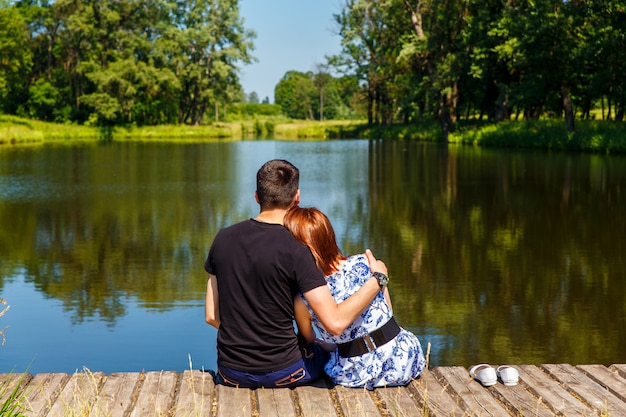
top-left (217, 343), bottom-right (329, 388)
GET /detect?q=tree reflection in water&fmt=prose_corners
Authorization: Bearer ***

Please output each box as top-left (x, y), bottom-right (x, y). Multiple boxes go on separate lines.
top-left (1, 140), bottom-right (625, 373)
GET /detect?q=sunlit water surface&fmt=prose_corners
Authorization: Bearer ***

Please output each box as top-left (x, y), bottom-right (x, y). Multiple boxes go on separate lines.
top-left (1, 139), bottom-right (625, 374)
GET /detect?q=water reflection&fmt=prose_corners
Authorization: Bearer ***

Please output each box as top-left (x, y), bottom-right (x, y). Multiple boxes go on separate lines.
top-left (366, 141), bottom-right (626, 367)
top-left (1, 140), bottom-right (625, 374)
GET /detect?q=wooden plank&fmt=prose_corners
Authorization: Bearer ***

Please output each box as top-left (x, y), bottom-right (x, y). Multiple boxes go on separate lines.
top-left (487, 371), bottom-right (554, 417)
top-left (517, 365), bottom-right (594, 416)
top-left (432, 366), bottom-right (509, 416)
top-left (542, 364), bottom-right (626, 416)
top-left (173, 370), bottom-right (216, 417)
top-left (92, 372), bottom-right (141, 417)
top-left (0, 372), bottom-right (34, 417)
top-left (46, 371), bottom-right (105, 417)
top-left (578, 364), bottom-right (626, 403)
top-left (294, 382), bottom-right (337, 417)
top-left (255, 388), bottom-right (296, 417)
top-left (12, 366), bottom-right (626, 417)
top-left (21, 373), bottom-right (69, 417)
top-left (407, 368), bottom-right (467, 417)
top-left (0, 372), bottom-right (33, 404)
top-left (333, 385), bottom-right (382, 417)
top-left (215, 384), bottom-right (252, 417)
top-left (375, 385), bottom-right (425, 417)
top-left (129, 371), bottom-right (178, 417)
top-left (609, 364), bottom-right (626, 382)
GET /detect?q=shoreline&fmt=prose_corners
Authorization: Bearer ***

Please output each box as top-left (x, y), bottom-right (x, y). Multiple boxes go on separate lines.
top-left (2, 115), bottom-right (626, 154)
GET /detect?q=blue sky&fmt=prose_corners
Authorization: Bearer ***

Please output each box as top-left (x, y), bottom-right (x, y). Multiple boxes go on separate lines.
top-left (239, 0), bottom-right (343, 103)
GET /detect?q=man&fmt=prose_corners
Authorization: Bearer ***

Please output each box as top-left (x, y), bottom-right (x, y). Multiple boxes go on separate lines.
top-left (205, 159), bottom-right (389, 388)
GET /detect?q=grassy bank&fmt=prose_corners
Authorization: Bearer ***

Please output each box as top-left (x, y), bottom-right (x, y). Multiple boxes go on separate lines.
top-left (0, 115), bottom-right (99, 144)
top-left (0, 115), bottom-right (237, 144)
top-left (449, 120), bottom-right (626, 154)
top-left (2, 115), bottom-right (626, 154)
top-left (0, 115), bottom-right (366, 143)
top-left (323, 118), bottom-right (626, 154)
top-left (327, 119), bottom-right (626, 154)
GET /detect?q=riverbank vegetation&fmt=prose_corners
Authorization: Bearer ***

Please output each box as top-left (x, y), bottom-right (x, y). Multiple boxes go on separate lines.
top-left (0, 300), bottom-right (26, 416)
top-left (3, 114), bottom-right (626, 154)
top-left (1, 0), bottom-right (625, 151)
top-left (0, 373), bottom-right (27, 417)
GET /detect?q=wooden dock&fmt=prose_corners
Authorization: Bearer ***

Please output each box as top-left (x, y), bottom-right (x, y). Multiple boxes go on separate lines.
top-left (2, 364), bottom-right (626, 416)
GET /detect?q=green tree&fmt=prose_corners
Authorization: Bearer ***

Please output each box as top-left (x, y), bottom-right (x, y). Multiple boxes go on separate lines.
top-left (400, 0), bottom-right (470, 139)
top-left (457, 0), bottom-right (508, 121)
top-left (27, 78), bottom-right (60, 121)
top-left (170, 0), bottom-right (255, 125)
top-left (275, 71), bottom-right (315, 119)
top-left (310, 63), bottom-right (346, 121)
top-left (581, 0), bottom-right (626, 121)
top-left (0, 3), bottom-right (33, 114)
top-left (1, 0), bottom-right (255, 126)
top-left (312, 63), bottom-right (332, 121)
top-left (490, 0), bottom-right (579, 131)
top-left (330, 74), bottom-right (364, 119)
top-left (27, 0), bottom-right (91, 122)
top-left (247, 91), bottom-right (259, 104)
top-left (333, 0), bottom-right (403, 124)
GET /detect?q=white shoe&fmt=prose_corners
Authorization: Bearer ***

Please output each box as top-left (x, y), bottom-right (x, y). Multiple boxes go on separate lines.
top-left (497, 365), bottom-right (520, 386)
top-left (469, 364), bottom-right (497, 387)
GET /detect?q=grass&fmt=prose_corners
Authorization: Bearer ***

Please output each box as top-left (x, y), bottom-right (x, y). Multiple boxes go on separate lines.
top-left (450, 119), bottom-right (626, 153)
top-left (0, 373), bottom-right (29, 417)
top-left (1, 299), bottom-right (8, 347)
top-left (1, 299), bottom-right (29, 416)
top-left (3, 114), bottom-right (626, 154)
top-left (272, 119), bottom-right (366, 139)
top-left (0, 115), bottom-right (99, 144)
top-left (0, 115), bottom-right (364, 143)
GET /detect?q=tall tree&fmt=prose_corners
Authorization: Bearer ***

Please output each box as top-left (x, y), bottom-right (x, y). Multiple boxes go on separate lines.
top-left (275, 71), bottom-right (315, 119)
top-left (0, 3), bottom-right (33, 114)
top-left (490, 0), bottom-right (579, 131)
top-left (2, 0), bottom-right (254, 126)
top-left (460, 0), bottom-right (509, 121)
top-left (312, 63), bottom-right (335, 121)
top-left (333, 0), bottom-right (401, 124)
top-left (170, 0), bottom-right (254, 125)
top-left (582, 0), bottom-right (626, 121)
top-left (401, 0), bottom-right (469, 140)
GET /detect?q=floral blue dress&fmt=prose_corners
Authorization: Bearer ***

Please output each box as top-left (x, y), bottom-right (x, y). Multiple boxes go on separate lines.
top-left (302, 253), bottom-right (426, 389)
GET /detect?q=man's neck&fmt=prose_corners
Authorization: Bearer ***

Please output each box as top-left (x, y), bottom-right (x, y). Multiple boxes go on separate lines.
top-left (254, 209), bottom-right (287, 225)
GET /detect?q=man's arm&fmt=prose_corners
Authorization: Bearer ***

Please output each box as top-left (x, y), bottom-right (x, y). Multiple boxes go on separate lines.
top-left (205, 274), bottom-right (220, 328)
top-left (302, 249), bottom-right (388, 336)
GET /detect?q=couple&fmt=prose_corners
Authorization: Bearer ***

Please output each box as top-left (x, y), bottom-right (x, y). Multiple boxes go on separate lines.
top-left (204, 159), bottom-right (425, 389)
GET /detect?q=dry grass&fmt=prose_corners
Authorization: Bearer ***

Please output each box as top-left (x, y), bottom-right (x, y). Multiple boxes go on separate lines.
top-left (0, 298), bottom-right (8, 346)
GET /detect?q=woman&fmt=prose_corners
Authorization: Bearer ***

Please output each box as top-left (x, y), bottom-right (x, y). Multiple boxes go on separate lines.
top-left (284, 206), bottom-right (426, 389)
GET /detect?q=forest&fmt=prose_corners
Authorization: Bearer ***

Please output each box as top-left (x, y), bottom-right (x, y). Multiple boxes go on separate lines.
top-left (0, 0), bottom-right (255, 127)
top-left (1, 0), bottom-right (625, 140)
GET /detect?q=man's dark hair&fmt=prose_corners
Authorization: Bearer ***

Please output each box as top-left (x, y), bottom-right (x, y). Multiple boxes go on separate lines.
top-left (256, 159), bottom-right (299, 209)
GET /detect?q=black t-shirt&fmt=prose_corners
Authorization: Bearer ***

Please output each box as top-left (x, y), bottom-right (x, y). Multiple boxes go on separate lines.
top-left (205, 219), bottom-right (326, 372)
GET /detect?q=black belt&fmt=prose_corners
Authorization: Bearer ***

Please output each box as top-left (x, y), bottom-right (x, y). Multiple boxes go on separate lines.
top-left (336, 317), bottom-right (401, 358)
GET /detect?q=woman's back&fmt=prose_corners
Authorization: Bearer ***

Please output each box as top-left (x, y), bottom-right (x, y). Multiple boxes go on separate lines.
top-left (305, 254), bottom-right (426, 389)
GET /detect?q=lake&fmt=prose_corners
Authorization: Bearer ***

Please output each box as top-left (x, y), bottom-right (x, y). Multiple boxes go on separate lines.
top-left (1, 139), bottom-right (625, 375)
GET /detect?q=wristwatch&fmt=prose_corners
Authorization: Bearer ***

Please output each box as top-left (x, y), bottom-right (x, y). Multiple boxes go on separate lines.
top-left (373, 272), bottom-right (389, 289)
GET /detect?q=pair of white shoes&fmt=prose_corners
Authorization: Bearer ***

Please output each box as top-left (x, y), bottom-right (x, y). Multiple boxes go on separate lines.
top-left (469, 364), bottom-right (519, 387)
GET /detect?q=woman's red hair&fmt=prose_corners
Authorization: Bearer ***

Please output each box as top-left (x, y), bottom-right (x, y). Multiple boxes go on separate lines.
top-left (284, 207), bottom-right (346, 276)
